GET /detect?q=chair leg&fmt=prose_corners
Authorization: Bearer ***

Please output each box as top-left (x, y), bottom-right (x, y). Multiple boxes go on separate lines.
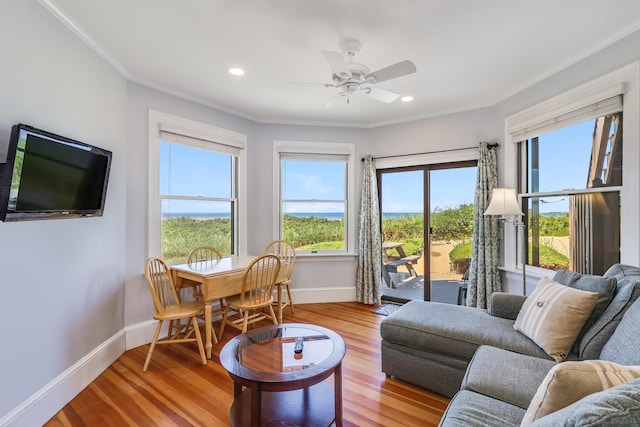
top-left (285, 283), bottom-right (294, 315)
top-left (268, 304), bottom-right (278, 325)
top-left (241, 310), bottom-right (249, 333)
top-left (277, 284), bottom-right (284, 323)
top-left (219, 306), bottom-right (230, 339)
top-left (143, 320), bottom-right (163, 372)
top-left (191, 316), bottom-right (207, 365)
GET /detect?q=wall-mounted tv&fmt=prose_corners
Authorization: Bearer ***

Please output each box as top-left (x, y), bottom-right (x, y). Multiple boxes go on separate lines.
top-left (0, 123), bottom-right (112, 222)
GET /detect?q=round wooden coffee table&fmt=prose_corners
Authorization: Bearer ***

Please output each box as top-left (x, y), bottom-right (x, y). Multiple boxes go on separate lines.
top-left (220, 323), bottom-right (346, 427)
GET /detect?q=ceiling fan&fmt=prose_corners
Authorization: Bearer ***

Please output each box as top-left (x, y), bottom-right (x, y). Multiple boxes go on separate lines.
top-left (317, 39), bottom-right (417, 106)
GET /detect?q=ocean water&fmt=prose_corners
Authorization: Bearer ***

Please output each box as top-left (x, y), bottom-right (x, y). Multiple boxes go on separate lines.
top-left (163, 212), bottom-right (423, 220)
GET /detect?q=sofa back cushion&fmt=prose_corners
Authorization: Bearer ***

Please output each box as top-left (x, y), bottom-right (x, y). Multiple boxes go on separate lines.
top-left (552, 269), bottom-right (617, 354)
top-left (578, 264), bottom-right (640, 359)
top-left (603, 263), bottom-right (640, 282)
top-left (599, 296), bottom-right (640, 365)
top-left (514, 277), bottom-right (599, 362)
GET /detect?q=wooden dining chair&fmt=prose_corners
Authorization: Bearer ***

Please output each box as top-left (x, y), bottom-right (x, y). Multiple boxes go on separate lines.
top-left (263, 240), bottom-right (296, 323)
top-left (143, 257), bottom-right (207, 372)
top-left (219, 254), bottom-right (281, 337)
top-left (186, 246), bottom-right (222, 299)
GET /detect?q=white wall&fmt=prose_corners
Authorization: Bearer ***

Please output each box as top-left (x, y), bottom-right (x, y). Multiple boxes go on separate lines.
top-left (0, 1), bottom-right (127, 425)
top-left (370, 107), bottom-right (500, 157)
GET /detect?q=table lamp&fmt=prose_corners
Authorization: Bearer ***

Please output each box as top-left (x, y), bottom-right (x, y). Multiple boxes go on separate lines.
top-left (484, 188), bottom-right (527, 295)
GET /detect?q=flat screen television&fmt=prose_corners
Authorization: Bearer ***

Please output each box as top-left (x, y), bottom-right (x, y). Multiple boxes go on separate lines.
top-left (0, 123), bottom-right (112, 222)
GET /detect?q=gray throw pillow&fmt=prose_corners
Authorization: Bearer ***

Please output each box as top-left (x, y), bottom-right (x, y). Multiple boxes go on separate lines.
top-left (552, 270), bottom-right (617, 354)
top-left (530, 377), bottom-right (640, 427)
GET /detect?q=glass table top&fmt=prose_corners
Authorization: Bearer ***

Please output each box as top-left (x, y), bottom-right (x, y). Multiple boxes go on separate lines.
top-left (236, 325), bottom-right (335, 373)
top-left (220, 323), bottom-right (346, 383)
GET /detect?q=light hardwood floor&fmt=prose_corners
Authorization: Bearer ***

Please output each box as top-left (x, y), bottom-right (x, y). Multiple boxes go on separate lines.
top-left (45, 302), bottom-right (449, 426)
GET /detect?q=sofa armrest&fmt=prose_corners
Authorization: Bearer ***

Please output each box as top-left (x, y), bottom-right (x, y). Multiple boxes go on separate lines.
top-left (489, 292), bottom-right (527, 320)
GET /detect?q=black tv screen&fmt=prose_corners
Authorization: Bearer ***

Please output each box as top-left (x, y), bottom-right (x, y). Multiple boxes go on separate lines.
top-left (0, 124), bottom-right (112, 222)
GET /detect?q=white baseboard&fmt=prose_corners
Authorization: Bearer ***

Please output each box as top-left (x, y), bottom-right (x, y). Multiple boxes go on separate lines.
top-left (125, 319), bottom-right (161, 351)
top-left (289, 287), bottom-right (356, 304)
top-left (0, 331), bottom-right (125, 427)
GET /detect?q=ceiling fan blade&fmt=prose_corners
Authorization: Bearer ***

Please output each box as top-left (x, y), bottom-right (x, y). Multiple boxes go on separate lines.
top-left (286, 81), bottom-right (332, 88)
top-left (325, 91), bottom-right (346, 108)
top-left (365, 60), bottom-right (416, 84)
top-left (365, 87), bottom-right (400, 103)
top-left (321, 50), bottom-right (352, 78)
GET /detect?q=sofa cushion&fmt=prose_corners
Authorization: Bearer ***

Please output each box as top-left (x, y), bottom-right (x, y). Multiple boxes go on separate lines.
top-left (381, 300), bottom-right (550, 362)
top-left (529, 377), bottom-right (640, 427)
top-left (514, 277), bottom-right (599, 362)
top-left (578, 278), bottom-right (640, 360)
top-left (552, 269), bottom-right (617, 354)
top-left (600, 297), bottom-right (640, 365)
top-left (438, 390), bottom-right (525, 427)
top-left (462, 346), bottom-right (556, 409)
top-left (521, 360), bottom-right (640, 426)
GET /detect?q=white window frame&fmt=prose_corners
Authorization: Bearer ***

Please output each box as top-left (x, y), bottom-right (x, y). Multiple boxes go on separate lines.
top-left (148, 110), bottom-right (248, 258)
top-left (273, 140), bottom-right (356, 256)
top-left (502, 62), bottom-right (640, 276)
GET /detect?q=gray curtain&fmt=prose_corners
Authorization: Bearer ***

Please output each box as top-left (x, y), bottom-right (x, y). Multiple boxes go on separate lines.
top-left (356, 155), bottom-right (382, 305)
top-left (467, 142), bottom-right (501, 308)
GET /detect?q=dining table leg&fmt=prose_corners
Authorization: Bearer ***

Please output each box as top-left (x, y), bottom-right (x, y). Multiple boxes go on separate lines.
top-left (204, 300), bottom-right (213, 359)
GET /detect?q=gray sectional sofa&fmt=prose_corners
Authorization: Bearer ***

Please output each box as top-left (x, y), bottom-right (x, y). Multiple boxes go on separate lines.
top-left (380, 263), bottom-right (640, 426)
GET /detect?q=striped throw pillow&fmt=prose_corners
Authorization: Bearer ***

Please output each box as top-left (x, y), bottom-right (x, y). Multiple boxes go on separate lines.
top-left (514, 277), bottom-right (599, 362)
top-left (521, 360), bottom-right (640, 426)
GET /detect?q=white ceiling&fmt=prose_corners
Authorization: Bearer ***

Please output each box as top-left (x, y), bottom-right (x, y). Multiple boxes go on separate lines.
top-left (43, 0), bottom-right (640, 128)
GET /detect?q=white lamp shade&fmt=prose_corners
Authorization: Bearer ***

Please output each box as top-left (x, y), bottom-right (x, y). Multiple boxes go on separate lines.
top-left (484, 188), bottom-right (523, 216)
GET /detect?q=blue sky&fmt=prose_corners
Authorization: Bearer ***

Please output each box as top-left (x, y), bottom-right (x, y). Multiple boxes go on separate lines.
top-left (160, 118), bottom-right (600, 215)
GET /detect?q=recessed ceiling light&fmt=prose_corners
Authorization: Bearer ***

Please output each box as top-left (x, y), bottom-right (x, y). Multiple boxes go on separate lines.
top-left (229, 67), bottom-right (245, 76)
top-left (401, 96), bottom-right (414, 102)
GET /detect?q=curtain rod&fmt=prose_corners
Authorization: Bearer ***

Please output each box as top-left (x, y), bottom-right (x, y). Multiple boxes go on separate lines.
top-left (361, 143), bottom-right (498, 161)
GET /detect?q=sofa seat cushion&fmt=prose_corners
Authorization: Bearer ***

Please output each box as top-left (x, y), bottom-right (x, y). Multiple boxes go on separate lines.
top-left (529, 377), bottom-right (640, 427)
top-left (438, 390), bottom-right (525, 427)
top-left (522, 360), bottom-right (640, 426)
top-left (381, 300), bottom-right (551, 362)
top-left (462, 346), bottom-right (556, 409)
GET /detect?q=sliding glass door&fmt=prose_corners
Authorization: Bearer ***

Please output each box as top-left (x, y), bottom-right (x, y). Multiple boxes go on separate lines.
top-left (428, 165), bottom-right (477, 304)
top-left (378, 161), bottom-right (476, 303)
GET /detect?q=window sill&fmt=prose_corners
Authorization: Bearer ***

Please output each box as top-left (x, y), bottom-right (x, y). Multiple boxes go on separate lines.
top-left (499, 265), bottom-right (551, 279)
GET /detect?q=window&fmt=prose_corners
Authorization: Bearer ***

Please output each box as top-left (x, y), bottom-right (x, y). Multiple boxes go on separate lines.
top-left (148, 111), bottom-right (247, 262)
top-left (273, 141), bottom-right (355, 255)
top-left (517, 105), bottom-right (622, 275)
top-left (504, 62), bottom-right (640, 278)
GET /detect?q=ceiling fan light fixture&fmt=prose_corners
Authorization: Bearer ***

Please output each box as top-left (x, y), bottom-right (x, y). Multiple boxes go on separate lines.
top-left (401, 96), bottom-right (414, 102)
top-left (229, 67), bottom-right (245, 76)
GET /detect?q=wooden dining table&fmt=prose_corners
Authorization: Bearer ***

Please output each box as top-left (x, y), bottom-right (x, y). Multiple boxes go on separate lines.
top-left (170, 255), bottom-right (288, 359)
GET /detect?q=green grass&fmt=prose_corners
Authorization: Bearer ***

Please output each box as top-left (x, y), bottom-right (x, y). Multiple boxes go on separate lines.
top-left (161, 207), bottom-right (571, 270)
